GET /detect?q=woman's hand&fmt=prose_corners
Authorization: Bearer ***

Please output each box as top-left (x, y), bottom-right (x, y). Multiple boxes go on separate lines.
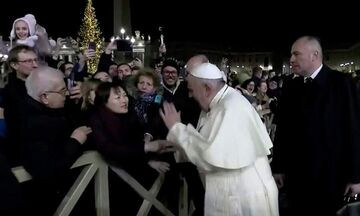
top-left (144, 140), bottom-right (176, 153)
top-left (148, 160), bottom-right (170, 173)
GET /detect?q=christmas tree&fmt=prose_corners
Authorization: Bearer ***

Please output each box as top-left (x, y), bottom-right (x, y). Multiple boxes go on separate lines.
top-left (78, 0), bottom-right (104, 73)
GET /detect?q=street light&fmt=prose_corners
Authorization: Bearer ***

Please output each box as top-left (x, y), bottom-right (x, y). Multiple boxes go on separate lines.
top-left (120, 28), bottom-right (125, 39)
top-left (130, 37), bottom-right (135, 43)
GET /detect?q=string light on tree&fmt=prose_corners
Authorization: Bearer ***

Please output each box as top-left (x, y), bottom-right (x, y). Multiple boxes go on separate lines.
top-left (78, 0), bottom-right (104, 73)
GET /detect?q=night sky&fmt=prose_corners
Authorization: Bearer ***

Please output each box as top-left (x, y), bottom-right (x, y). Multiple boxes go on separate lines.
top-left (0, 0), bottom-right (358, 53)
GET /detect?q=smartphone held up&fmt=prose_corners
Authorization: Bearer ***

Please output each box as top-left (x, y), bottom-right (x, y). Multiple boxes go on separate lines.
top-left (88, 42), bottom-right (96, 51)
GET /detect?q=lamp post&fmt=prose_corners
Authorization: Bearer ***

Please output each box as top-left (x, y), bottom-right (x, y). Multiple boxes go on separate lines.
top-left (132, 30), bottom-right (145, 63)
top-left (120, 28), bottom-right (125, 39)
top-left (58, 37), bottom-right (77, 62)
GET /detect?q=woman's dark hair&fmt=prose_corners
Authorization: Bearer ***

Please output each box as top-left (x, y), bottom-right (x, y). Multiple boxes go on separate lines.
top-left (94, 82), bottom-right (127, 108)
top-left (241, 78), bottom-right (254, 89)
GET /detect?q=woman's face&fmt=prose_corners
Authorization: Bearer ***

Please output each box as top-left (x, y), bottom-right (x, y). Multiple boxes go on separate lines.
top-left (106, 87), bottom-right (129, 114)
top-left (259, 82), bottom-right (268, 93)
top-left (246, 81), bottom-right (255, 93)
top-left (137, 75), bottom-right (155, 94)
top-left (15, 20), bottom-right (29, 40)
top-left (88, 90), bottom-right (96, 105)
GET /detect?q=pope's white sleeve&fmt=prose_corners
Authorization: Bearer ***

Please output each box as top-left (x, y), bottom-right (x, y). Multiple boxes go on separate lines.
top-left (167, 123), bottom-right (214, 171)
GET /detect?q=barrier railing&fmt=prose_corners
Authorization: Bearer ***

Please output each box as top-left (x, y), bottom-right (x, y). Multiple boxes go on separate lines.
top-left (11, 151), bottom-right (188, 216)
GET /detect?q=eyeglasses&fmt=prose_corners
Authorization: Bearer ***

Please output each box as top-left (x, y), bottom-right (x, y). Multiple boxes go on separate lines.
top-left (17, 58), bottom-right (38, 64)
top-left (44, 88), bottom-right (68, 96)
top-left (163, 70), bottom-right (178, 76)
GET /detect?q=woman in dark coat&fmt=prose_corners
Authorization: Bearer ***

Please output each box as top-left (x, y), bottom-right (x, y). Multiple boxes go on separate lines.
top-left (89, 82), bottom-right (172, 215)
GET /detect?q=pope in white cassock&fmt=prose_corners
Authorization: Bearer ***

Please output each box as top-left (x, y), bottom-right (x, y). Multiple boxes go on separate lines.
top-left (160, 62), bottom-right (279, 216)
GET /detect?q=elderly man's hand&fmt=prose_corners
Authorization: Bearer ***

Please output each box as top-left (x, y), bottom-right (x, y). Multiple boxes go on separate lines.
top-left (71, 126), bottom-right (92, 144)
top-left (148, 160), bottom-right (170, 173)
top-left (159, 102), bottom-right (181, 130)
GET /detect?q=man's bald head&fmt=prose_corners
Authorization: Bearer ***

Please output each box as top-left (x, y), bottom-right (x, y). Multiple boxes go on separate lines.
top-left (26, 66), bottom-right (65, 101)
top-left (186, 55), bottom-right (209, 73)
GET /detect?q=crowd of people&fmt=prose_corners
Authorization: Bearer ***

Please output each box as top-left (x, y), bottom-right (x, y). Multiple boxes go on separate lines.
top-left (0, 13), bottom-right (359, 216)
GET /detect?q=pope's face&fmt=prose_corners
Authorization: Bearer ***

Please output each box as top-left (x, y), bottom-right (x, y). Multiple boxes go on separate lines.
top-left (186, 75), bottom-right (209, 111)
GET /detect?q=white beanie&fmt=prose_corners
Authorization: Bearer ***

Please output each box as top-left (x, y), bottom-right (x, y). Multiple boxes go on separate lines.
top-left (10, 14), bottom-right (37, 39)
top-left (191, 63), bottom-right (227, 82)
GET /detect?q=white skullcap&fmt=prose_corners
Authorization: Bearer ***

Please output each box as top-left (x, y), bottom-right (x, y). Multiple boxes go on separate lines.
top-left (191, 63), bottom-right (227, 81)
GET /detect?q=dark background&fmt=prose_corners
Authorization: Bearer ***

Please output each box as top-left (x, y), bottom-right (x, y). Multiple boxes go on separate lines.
top-left (0, 0), bottom-right (358, 53)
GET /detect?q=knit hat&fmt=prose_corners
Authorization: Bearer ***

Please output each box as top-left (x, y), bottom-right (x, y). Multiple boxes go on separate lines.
top-left (161, 58), bottom-right (180, 74)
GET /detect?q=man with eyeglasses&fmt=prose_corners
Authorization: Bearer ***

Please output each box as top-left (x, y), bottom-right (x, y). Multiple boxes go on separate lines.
top-left (1, 45), bottom-right (39, 166)
top-left (22, 66), bottom-right (91, 215)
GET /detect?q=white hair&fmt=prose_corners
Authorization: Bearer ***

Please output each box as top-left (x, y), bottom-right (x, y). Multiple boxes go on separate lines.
top-left (25, 66), bottom-right (64, 101)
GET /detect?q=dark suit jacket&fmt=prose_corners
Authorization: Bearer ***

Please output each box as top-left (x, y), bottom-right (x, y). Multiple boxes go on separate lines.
top-left (21, 96), bottom-right (83, 215)
top-left (271, 65), bottom-right (360, 213)
top-left (22, 96), bottom-right (83, 181)
top-left (0, 151), bottom-right (24, 215)
top-left (2, 73), bottom-right (28, 166)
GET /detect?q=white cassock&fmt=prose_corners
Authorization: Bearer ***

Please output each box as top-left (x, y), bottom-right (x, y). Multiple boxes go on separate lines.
top-left (167, 84), bottom-right (279, 216)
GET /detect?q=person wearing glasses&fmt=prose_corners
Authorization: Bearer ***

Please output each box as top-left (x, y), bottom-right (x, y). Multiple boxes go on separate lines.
top-left (21, 66), bottom-right (92, 215)
top-left (1, 45), bottom-right (39, 166)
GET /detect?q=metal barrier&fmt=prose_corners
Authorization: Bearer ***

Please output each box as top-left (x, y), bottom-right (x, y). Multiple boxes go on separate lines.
top-left (11, 151), bottom-right (188, 216)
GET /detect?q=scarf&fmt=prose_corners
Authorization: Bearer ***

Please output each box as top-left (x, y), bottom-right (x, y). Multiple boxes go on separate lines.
top-left (134, 93), bottom-right (156, 124)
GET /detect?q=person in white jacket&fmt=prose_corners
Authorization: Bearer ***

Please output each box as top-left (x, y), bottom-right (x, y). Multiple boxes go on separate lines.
top-left (160, 62), bottom-right (279, 216)
top-left (9, 14), bottom-right (51, 57)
